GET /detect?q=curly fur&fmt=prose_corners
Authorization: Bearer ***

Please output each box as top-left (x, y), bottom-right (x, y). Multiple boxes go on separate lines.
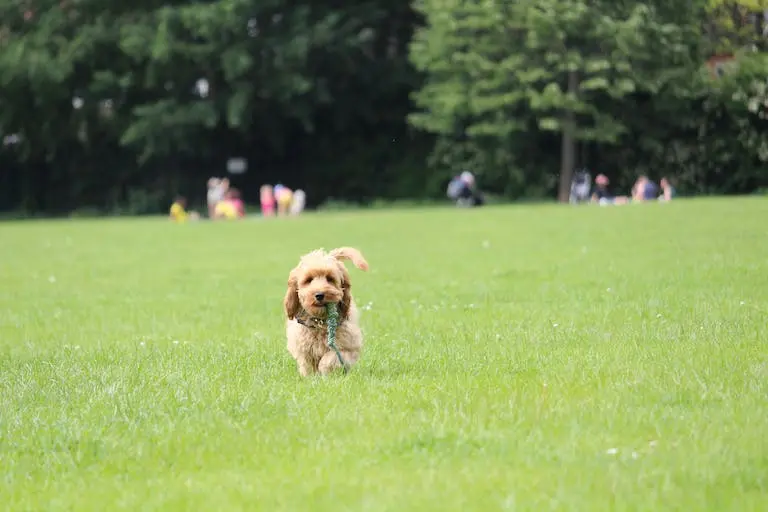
top-left (284, 247), bottom-right (369, 376)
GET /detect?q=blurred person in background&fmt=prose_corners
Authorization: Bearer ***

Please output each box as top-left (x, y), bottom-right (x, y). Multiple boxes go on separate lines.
top-left (591, 174), bottom-right (629, 205)
top-left (632, 175), bottom-right (658, 202)
top-left (274, 184), bottom-right (293, 216)
top-left (659, 177), bottom-right (677, 201)
top-left (290, 189), bottom-right (306, 216)
top-left (214, 188), bottom-right (244, 220)
top-left (207, 177), bottom-right (225, 218)
top-left (169, 196), bottom-right (199, 222)
top-left (447, 171), bottom-right (485, 207)
top-left (457, 171), bottom-right (485, 207)
top-left (260, 184), bottom-right (276, 217)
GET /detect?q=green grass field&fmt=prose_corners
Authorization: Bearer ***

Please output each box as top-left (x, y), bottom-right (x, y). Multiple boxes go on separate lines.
top-left (1, 197), bottom-right (766, 511)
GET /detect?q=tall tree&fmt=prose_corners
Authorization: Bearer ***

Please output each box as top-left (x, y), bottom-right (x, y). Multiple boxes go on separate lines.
top-left (0, 0), bottom-right (424, 212)
top-left (409, 0), bottom-right (702, 201)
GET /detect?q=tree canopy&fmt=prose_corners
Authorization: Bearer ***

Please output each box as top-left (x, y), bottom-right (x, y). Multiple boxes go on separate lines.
top-left (0, 0), bottom-right (765, 214)
top-left (409, 0), bottom-right (766, 200)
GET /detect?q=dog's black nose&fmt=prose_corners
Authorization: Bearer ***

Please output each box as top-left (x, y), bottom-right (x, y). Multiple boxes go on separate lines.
top-left (314, 293), bottom-right (325, 302)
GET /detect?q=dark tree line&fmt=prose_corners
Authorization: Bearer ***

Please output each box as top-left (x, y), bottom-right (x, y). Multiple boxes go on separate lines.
top-left (0, 0), bottom-right (765, 215)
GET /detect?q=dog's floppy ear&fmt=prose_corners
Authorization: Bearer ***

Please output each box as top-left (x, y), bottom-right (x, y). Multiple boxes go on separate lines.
top-left (283, 269), bottom-right (300, 319)
top-left (329, 247), bottom-right (369, 271)
top-left (336, 262), bottom-right (353, 320)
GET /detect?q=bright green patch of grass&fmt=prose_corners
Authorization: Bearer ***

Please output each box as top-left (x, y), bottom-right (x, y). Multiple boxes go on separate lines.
top-left (1, 197), bottom-right (766, 511)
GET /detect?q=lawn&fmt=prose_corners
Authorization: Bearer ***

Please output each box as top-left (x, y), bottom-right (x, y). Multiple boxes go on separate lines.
top-left (1, 197), bottom-right (766, 511)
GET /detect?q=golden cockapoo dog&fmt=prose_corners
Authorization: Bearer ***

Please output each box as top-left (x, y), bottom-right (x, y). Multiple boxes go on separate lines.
top-left (284, 247), bottom-right (369, 376)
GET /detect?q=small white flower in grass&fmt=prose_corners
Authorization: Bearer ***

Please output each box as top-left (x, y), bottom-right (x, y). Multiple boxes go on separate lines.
top-left (649, 440), bottom-right (658, 448)
top-left (173, 340), bottom-right (179, 345)
top-left (139, 342), bottom-right (146, 347)
top-left (552, 323), bottom-right (559, 328)
top-left (656, 313), bottom-right (662, 318)
top-left (606, 448), bottom-right (618, 455)
top-left (74, 345), bottom-right (80, 350)
top-left (48, 276), bottom-right (56, 283)
top-left (740, 301), bottom-right (745, 305)
top-left (631, 451), bottom-right (639, 460)
top-left (606, 288), bottom-right (612, 292)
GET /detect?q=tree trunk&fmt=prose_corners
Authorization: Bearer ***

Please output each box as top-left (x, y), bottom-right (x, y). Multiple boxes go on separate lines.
top-left (558, 70), bottom-right (578, 203)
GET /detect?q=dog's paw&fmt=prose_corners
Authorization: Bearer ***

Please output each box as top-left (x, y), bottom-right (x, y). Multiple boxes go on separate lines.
top-left (297, 359), bottom-right (315, 377)
top-left (318, 351), bottom-right (356, 375)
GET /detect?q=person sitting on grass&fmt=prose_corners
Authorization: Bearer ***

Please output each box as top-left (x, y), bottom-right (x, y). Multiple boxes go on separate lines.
top-left (228, 188), bottom-right (245, 217)
top-left (447, 171), bottom-right (485, 207)
top-left (169, 196), bottom-right (199, 222)
top-left (459, 171), bottom-right (485, 207)
top-left (214, 188), bottom-right (245, 220)
top-left (591, 174), bottom-right (629, 205)
top-left (591, 174), bottom-right (613, 204)
top-left (446, 175), bottom-right (463, 201)
top-left (632, 175), bottom-right (659, 202)
top-left (659, 177), bottom-right (677, 202)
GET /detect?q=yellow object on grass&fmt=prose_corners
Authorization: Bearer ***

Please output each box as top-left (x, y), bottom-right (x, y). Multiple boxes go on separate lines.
top-left (214, 200), bottom-right (238, 220)
top-left (170, 202), bottom-right (188, 222)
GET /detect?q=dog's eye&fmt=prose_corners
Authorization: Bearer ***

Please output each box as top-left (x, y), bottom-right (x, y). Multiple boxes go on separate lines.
top-left (326, 276), bottom-right (336, 284)
top-left (302, 277), bottom-right (312, 285)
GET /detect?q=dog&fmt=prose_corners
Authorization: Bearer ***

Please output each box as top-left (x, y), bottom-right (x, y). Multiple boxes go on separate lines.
top-left (283, 247), bottom-right (369, 376)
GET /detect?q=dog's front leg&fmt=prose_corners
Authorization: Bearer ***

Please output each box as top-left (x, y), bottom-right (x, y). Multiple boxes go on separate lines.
top-left (297, 357), bottom-right (316, 377)
top-left (318, 350), bottom-right (359, 375)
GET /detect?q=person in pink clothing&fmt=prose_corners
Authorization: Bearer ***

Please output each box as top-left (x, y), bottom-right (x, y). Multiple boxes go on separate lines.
top-left (228, 188), bottom-right (245, 217)
top-left (260, 184), bottom-right (275, 217)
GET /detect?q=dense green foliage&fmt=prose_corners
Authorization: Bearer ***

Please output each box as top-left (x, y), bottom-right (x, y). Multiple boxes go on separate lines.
top-left (410, 0), bottom-right (767, 199)
top-left (0, 0), bottom-right (765, 213)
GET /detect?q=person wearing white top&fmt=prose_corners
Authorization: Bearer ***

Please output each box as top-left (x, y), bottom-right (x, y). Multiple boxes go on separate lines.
top-left (290, 189), bottom-right (306, 215)
top-left (206, 177), bottom-right (230, 218)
